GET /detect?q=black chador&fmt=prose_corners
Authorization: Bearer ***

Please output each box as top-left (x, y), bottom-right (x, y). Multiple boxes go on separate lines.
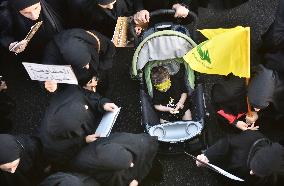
top-left (0, 0), bottom-right (64, 61)
top-left (40, 85), bottom-right (111, 167)
top-left (0, 134), bottom-right (45, 186)
top-left (72, 132), bottom-right (159, 186)
top-left (204, 130), bottom-right (284, 184)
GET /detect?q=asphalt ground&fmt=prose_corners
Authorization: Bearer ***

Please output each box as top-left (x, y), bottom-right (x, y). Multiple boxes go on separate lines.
top-left (1, 0), bottom-right (284, 185)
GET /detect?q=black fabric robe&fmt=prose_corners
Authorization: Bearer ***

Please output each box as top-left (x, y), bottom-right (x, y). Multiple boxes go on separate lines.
top-left (39, 172), bottom-right (101, 186)
top-left (40, 85), bottom-right (110, 167)
top-left (42, 28), bottom-right (115, 93)
top-left (0, 0), bottom-right (63, 61)
top-left (72, 132), bottom-right (159, 186)
top-left (0, 135), bottom-right (45, 186)
top-left (204, 130), bottom-right (265, 183)
top-left (0, 90), bottom-right (15, 133)
top-left (66, 0), bottom-right (144, 38)
top-left (211, 75), bottom-right (247, 132)
top-left (259, 0), bottom-right (284, 72)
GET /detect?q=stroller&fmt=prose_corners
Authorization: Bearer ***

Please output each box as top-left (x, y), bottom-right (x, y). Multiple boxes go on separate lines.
top-left (130, 10), bottom-right (207, 154)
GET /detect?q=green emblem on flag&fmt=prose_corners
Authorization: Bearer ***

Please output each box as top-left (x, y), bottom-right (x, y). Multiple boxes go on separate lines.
top-left (197, 42), bottom-right (211, 64)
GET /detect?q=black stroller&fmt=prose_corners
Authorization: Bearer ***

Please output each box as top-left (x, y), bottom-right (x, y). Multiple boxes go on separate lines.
top-left (130, 10), bottom-right (208, 154)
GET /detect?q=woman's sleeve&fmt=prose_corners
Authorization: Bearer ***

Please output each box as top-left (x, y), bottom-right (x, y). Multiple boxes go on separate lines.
top-left (96, 31), bottom-right (116, 70)
top-left (134, 0), bottom-right (144, 12)
top-left (204, 135), bottom-right (231, 164)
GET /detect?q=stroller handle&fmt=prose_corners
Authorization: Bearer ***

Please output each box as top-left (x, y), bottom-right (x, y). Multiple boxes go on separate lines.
top-left (129, 9), bottom-right (198, 46)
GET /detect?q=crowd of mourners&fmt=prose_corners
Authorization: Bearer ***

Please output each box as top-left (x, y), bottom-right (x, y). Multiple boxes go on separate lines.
top-left (0, 0), bottom-right (283, 186)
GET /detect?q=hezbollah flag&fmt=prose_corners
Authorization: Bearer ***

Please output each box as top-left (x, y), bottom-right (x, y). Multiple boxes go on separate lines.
top-left (183, 26), bottom-right (250, 78)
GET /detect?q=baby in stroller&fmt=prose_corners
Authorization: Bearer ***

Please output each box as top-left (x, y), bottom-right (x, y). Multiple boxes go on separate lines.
top-left (151, 66), bottom-right (192, 123)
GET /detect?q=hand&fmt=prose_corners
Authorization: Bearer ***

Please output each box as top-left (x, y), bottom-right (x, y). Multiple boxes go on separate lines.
top-left (169, 107), bottom-right (176, 114)
top-left (235, 121), bottom-right (249, 131)
top-left (130, 162), bottom-right (134, 167)
top-left (103, 103), bottom-right (118, 112)
top-left (246, 111), bottom-right (258, 125)
top-left (135, 26), bottom-right (143, 36)
top-left (172, 4), bottom-right (189, 18)
top-left (9, 40), bottom-right (28, 54)
top-left (129, 180), bottom-right (138, 186)
top-left (44, 80), bottom-right (58, 92)
top-left (247, 123), bottom-right (259, 131)
top-left (85, 134), bottom-right (100, 143)
top-left (175, 102), bottom-right (184, 111)
top-left (0, 81), bottom-right (7, 91)
top-left (236, 121), bottom-right (259, 131)
top-left (196, 154), bottom-right (209, 167)
top-left (134, 10), bottom-right (150, 24)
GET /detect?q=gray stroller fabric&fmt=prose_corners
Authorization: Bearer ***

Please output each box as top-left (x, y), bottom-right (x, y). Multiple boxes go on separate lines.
top-left (137, 35), bottom-right (195, 70)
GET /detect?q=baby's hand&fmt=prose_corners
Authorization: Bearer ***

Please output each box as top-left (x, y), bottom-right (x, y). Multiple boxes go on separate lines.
top-left (169, 107), bottom-right (176, 114)
top-left (175, 102), bottom-right (184, 111)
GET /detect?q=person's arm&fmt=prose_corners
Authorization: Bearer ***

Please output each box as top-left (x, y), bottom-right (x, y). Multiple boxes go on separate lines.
top-left (175, 93), bottom-right (187, 111)
top-left (204, 135), bottom-right (231, 164)
top-left (154, 104), bottom-right (174, 113)
top-left (95, 31), bottom-right (116, 70)
top-left (87, 91), bottom-right (117, 113)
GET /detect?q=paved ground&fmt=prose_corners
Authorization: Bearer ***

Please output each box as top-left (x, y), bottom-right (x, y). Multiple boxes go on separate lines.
top-left (1, 0), bottom-right (283, 186)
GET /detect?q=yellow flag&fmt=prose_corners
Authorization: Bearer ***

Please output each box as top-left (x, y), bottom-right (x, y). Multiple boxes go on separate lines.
top-left (183, 26), bottom-right (250, 78)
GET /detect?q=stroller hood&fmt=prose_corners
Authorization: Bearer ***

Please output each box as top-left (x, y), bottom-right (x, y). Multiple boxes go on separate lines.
top-left (131, 30), bottom-right (196, 77)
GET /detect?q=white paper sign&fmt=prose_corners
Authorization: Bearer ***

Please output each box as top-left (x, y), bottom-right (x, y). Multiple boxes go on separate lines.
top-left (22, 62), bottom-right (78, 84)
top-left (95, 107), bottom-right (121, 137)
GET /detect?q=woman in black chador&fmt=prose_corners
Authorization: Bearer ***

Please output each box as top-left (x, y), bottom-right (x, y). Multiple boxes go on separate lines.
top-left (42, 28), bottom-right (115, 95)
top-left (0, 0), bottom-right (64, 61)
top-left (0, 134), bottom-right (45, 186)
top-left (72, 132), bottom-right (159, 186)
top-left (247, 0), bottom-right (284, 118)
top-left (40, 71), bottom-right (118, 168)
top-left (211, 75), bottom-right (258, 132)
top-left (196, 130), bottom-right (284, 185)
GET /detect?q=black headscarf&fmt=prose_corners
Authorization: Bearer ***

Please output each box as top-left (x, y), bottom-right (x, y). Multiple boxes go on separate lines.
top-left (0, 134), bottom-right (22, 164)
top-left (250, 143), bottom-right (284, 177)
top-left (72, 133), bottom-right (159, 186)
top-left (39, 172), bottom-right (84, 186)
top-left (248, 65), bottom-right (275, 109)
top-left (39, 172), bottom-right (101, 186)
top-left (53, 29), bottom-right (100, 72)
top-left (93, 143), bottom-right (133, 170)
top-left (10, 0), bottom-right (40, 11)
top-left (212, 75), bottom-right (246, 104)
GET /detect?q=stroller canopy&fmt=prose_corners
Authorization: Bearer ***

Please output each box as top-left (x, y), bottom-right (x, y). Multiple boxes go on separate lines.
top-left (132, 30), bottom-right (197, 77)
